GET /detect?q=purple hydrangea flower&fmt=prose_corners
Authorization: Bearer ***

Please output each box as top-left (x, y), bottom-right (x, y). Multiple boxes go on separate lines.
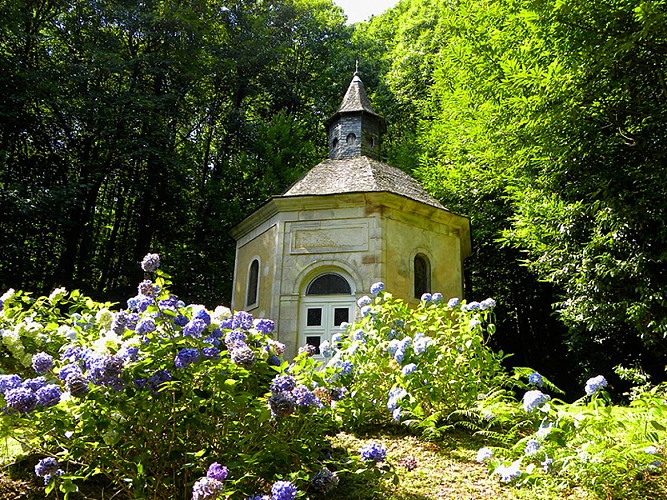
top-left (360, 305), bottom-right (372, 317)
top-left (268, 391), bottom-right (296, 418)
top-left (522, 390), bottom-right (551, 413)
top-left (431, 292), bottom-right (443, 302)
top-left (447, 297), bottom-right (460, 308)
top-left (138, 280), bottom-right (157, 296)
top-left (292, 385), bottom-right (323, 408)
top-left (202, 347), bottom-right (221, 360)
top-left (191, 477), bottom-right (223, 500)
top-left (32, 352), bottom-right (54, 374)
top-left (65, 373), bottom-right (90, 398)
top-left (158, 295), bottom-right (180, 309)
top-left (175, 348), bottom-right (199, 369)
top-left (87, 355), bottom-right (124, 388)
top-left (206, 462), bottom-right (228, 481)
top-left (232, 311), bottom-right (253, 330)
top-left (230, 345), bottom-right (255, 369)
top-left (330, 387), bottom-right (347, 401)
top-left (183, 318), bottom-right (207, 338)
top-left (253, 318), bottom-right (275, 334)
top-left (370, 282), bottom-right (385, 295)
top-left (311, 467), bottom-right (339, 493)
top-left (141, 253), bottom-right (160, 272)
top-left (174, 314), bottom-right (189, 327)
top-left (127, 295), bottom-right (153, 312)
top-left (135, 318), bottom-right (156, 336)
top-left (0, 374), bottom-right (22, 394)
top-left (36, 384), bottom-right (61, 407)
top-left (58, 363), bottom-right (82, 381)
top-left (111, 311), bottom-right (130, 335)
top-left (360, 443), bottom-right (387, 463)
top-left (117, 346), bottom-right (139, 362)
top-left (584, 375), bottom-right (608, 396)
top-left (35, 457), bottom-right (61, 480)
top-left (420, 293), bottom-right (432, 302)
top-left (6, 387), bottom-right (38, 413)
top-left (224, 330), bottom-right (247, 349)
top-left (463, 301), bottom-right (480, 312)
top-left (271, 375), bottom-right (297, 394)
top-left (22, 377), bottom-right (47, 392)
top-left (148, 369), bottom-right (172, 394)
top-left (271, 480), bottom-right (298, 500)
top-left (298, 344), bottom-right (318, 357)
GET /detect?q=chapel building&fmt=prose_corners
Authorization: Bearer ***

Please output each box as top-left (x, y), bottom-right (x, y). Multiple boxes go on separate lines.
top-left (230, 72), bottom-right (471, 357)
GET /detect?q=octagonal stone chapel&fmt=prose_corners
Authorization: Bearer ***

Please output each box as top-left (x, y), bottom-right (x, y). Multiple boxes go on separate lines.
top-left (230, 72), bottom-right (471, 358)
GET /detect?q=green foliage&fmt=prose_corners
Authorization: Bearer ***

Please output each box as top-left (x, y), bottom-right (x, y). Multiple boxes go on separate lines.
top-left (322, 291), bottom-right (509, 436)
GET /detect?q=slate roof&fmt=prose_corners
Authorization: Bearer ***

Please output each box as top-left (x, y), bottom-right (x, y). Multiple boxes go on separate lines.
top-left (281, 156), bottom-right (445, 209)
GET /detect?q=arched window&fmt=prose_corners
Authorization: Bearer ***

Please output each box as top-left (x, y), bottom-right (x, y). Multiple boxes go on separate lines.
top-left (346, 133), bottom-right (356, 144)
top-left (332, 137), bottom-right (339, 150)
top-left (246, 259), bottom-right (259, 308)
top-left (306, 273), bottom-right (351, 295)
top-left (414, 254), bottom-right (430, 298)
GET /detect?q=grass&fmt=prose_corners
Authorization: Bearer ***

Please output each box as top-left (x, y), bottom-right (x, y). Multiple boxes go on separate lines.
top-left (1, 427), bottom-right (665, 499)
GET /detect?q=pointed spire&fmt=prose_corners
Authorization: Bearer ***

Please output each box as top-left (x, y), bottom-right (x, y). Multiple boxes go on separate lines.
top-left (336, 70), bottom-right (377, 115)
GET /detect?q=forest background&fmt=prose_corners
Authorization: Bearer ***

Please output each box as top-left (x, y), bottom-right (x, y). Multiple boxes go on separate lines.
top-left (1, 0), bottom-right (666, 396)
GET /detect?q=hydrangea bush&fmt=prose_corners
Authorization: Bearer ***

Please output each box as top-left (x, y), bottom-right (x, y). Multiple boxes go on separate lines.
top-left (0, 256), bottom-right (376, 498)
top-left (475, 371), bottom-right (667, 496)
top-left (319, 286), bottom-right (509, 434)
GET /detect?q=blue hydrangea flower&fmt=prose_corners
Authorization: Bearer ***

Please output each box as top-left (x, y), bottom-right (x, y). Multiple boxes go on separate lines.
top-left (528, 372), bottom-right (544, 388)
top-left (158, 295), bottom-right (179, 309)
top-left (231, 345), bottom-right (256, 369)
top-left (268, 391), bottom-right (296, 418)
top-left (584, 375), bottom-right (608, 396)
top-left (175, 348), bottom-right (199, 369)
top-left (370, 282), bottom-right (385, 295)
top-left (476, 447), bottom-right (494, 462)
top-left (330, 387), bottom-right (347, 401)
top-left (292, 385), bottom-right (323, 408)
top-left (35, 457), bottom-right (63, 484)
top-left (335, 360), bottom-right (353, 376)
top-left (351, 329), bottom-right (365, 342)
top-left (194, 308), bottom-right (211, 326)
top-left (331, 333), bottom-right (343, 344)
top-left (174, 314), bottom-right (189, 327)
top-left (127, 295), bottom-right (153, 313)
top-left (420, 293), bottom-right (432, 302)
top-left (202, 347), bottom-right (221, 360)
top-left (387, 339), bottom-right (401, 357)
top-left (117, 346), bottom-right (139, 362)
top-left (192, 477), bottom-right (223, 500)
top-left (22, 377), bottom-right (47, 392)
top-left (447, 297), bottom-right (460, 308)
top-left (253, 318), bottom-right (275, 334)
top-left (311, 467), bottom-right (339, 493)
top-left (495, 461), bottom-right (521, 483)
top-left (463, 301), bottom-right (480, 311)
top-left (400, 337), bottom-right (412, 350)
top-left (480, 298), bottom-right (497, 310)
top-left (147, 369), bottom-right (172, 394)
top-left (360, 305), bottom-right (372, 317)
top-left (204, 336), bottom-right (221, 347)
top-left (413, 336), bottom-right (432, 356)
top-left (522, 390), bottom-right (551, 413)
top-left (58, 363), bottom-right (82, 381)
top-left (141, 253), bottom-right (160, 272)
top-left (387, 387), bottom-right (407, 411)
top-left (36, 384), bottom-right (61, 407)
top-left (6, 386), bottom-right (37, 413)
top-left (207, 462), bottom-right (228, 481)
top-left (0, 374), bottom-right (22, 394)
top-left (138, 279), bottom-right (158, 297)
top-left (246, 496), bottom-right (270, 500)
top-left (392, 408), bottom-right (402, 422)
top-left (319, 340), bottom-right (333, 358)
top-left (394, 349), bottom-right (405, 364)
top-left (271, 375), bottom-right (297, 394)
top-left (271, 480), bottom-right (297, 500)
top-left (401, 363), bottom-right (417, 376)
top-left (65, 373), bottom-right (90, 398)
top-left (183, 318), bottom-right (207, 338)
top-left (32, 352), bottom-right (54, 374)
top-left (232, 311), bottom-right (253, 330)
top-left (525, 439), bottom-right (540, 456)
top-left (87, 355), bottom-right (124, 388)
top-left (225, 329), bottom-right (247, 348)
top-left (431, 292), bottom-right (443, 302)
top-left (59, 345), bottom-right (83, 362)
top-left (357, 295), bottom-right (372, 308)
top-left (360, 443), bottom-right (386, 462)
top-left (135, 318), bottom-right (156, 336)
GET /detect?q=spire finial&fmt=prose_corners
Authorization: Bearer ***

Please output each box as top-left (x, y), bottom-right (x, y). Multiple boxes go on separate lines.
top-left (355, 59), bottom-right (359, 75)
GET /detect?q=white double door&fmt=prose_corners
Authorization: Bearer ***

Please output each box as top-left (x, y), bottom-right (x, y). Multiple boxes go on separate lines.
top-left (299, 296), bottom-right (355, 357)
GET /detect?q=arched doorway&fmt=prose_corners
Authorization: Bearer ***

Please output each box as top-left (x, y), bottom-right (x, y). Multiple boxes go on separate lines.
top-left (299, 271), bottom-right (355, 356)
